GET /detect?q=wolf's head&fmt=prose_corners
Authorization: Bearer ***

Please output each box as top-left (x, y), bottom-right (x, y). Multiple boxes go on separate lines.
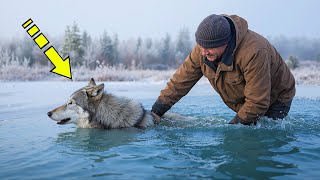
top-left (47, 78), bottom-right (104, 127)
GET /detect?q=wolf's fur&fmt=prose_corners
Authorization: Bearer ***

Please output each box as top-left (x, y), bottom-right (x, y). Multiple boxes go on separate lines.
top-left (48, 78), bottom-right (182, 129)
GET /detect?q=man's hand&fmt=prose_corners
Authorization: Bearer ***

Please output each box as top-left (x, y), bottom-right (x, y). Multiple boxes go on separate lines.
top-left (228, 115), bottom-right (240, 124)
top-left (229, 115), bottom-right (256, 125)
top-left (151, 111), bottom-right (161, 124)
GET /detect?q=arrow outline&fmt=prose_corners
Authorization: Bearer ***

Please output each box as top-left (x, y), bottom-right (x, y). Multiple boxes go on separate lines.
top-left (33, 33), bottom-right (49, 49)
top-left (22, 18), bottom-right (73, 80)
top-left (44, 46), bottom-right (72, 79)
top-left (22, 18), bottom-right (33, 29)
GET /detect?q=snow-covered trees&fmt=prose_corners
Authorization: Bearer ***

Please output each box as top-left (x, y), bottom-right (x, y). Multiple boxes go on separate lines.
top-left (61, 22), bottom-right (84, 67)
top-left (0, 21), bottom-right (195, 71)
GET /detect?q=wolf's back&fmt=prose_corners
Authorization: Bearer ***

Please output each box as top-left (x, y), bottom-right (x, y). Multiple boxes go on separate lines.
top-left (95, 93), bottom-right (154, 128)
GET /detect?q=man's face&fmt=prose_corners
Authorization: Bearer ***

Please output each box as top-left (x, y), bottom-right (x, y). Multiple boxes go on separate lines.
top-left (199, 44), bottom-right (228, 62)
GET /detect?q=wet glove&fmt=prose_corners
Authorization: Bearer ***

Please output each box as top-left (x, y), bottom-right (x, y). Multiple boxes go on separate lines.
top-left (228, 115), bottom-right (256, 125)
top-left (151, 111), bottom-right (161, 124)
top-left (228, 115), bottom-right (241, 124)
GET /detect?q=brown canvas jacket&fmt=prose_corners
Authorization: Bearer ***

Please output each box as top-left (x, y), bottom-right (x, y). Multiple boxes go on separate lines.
top-left (152, 15), bottom-right (295, 124)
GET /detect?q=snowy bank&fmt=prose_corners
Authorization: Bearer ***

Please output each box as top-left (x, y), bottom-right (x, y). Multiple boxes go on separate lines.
top-left (0, 61), bottom-right (319, 85)
top-left (290, 61), bottom-right (320, 85)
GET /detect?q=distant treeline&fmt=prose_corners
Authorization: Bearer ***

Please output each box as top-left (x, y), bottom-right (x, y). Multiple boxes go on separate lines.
top-left (269, 35), bottom-right (320, 62)
top-left (1, 22), bottom-right (320, 70)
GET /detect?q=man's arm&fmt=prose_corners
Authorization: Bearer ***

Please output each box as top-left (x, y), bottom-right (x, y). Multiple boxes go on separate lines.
top-left (152, 46), bottom-right (203, 118)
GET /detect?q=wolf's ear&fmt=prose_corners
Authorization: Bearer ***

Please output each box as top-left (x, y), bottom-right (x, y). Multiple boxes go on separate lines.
top-left (88, 78), bottom-right (96, 86)
top-left (91, 83), bottom-right (104, 100)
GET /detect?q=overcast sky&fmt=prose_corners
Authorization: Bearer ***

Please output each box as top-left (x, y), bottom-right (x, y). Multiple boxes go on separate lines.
top-left (1, 0), bottom-right (320, 41)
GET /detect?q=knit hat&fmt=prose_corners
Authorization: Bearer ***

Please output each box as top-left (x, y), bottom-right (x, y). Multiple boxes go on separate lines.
top-left (195, 14), bottom-right (231, 48)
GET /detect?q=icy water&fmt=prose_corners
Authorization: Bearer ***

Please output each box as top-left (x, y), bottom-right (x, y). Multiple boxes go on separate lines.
top-left (0, 81), bottom-right (320, 179)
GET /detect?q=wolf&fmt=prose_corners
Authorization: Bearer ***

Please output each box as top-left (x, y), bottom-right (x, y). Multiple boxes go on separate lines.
top-left (47, 78), bottom-right (184, 129)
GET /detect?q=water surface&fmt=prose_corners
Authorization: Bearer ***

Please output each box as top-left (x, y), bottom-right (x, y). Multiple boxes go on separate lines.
top-left (0, 81), bottom-right (319, 179)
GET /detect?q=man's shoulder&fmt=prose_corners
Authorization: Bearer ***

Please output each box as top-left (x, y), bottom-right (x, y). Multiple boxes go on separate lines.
top-left (236, 30), bottom-right (271, 56)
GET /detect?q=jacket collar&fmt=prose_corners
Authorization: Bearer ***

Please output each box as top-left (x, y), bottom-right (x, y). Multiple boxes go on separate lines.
top-left (219, 16), bottom-right (236, 71)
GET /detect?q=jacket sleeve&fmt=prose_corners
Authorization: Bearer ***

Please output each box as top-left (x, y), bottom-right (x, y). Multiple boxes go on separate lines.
top-left (152, 46), bottom-right (203, 117)
top-left (237, 48), bottom-right (271, 124)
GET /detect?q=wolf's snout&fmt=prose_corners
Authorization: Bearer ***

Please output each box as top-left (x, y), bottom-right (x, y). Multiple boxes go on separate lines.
top-left (47, 111), bottom-right (52, 117)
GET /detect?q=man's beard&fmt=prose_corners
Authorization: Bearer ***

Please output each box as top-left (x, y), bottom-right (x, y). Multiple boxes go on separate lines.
top-left (206, 53), bottom-right (220, 61)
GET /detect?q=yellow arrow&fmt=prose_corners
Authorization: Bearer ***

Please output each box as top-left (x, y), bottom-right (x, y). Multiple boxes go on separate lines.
top-left (22, 18), bottom-right (73, 79)
top-left (44, 46), bottom-right (72, 79)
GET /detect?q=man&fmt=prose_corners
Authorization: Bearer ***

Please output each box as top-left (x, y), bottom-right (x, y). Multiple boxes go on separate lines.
top-left (151, 14), bottom-right (295, 125)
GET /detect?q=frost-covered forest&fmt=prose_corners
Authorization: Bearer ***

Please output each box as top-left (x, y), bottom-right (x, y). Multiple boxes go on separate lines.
top-left (1, 22), bottom-right (320, 83)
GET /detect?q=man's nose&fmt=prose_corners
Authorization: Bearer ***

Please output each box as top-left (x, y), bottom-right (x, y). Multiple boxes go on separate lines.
top-left (201, 48), bottom-right (209, 55)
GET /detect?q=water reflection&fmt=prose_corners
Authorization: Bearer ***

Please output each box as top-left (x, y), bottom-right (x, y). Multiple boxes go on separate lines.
top-left (55, 128), bottom-right (142, 153)
top-left (52, 115), bottom-right (306, 179)
top-left (216, 127), bottom-right (298, 179)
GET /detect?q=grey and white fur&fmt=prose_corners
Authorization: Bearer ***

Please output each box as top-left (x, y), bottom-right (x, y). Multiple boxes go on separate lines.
top-left (48, 78), bottom-right (176, 129)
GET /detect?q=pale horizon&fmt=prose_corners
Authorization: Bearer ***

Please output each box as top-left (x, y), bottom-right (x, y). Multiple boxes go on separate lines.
top-left (1, 0), bottom-right (320, 41)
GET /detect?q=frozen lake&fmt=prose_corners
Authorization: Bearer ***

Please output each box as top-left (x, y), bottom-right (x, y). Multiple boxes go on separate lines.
top-left (0, 81), bottom-right (320, 179)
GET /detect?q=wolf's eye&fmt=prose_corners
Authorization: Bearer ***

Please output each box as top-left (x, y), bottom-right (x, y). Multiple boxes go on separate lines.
top-left (68, 101), bottom-right (73, 105)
